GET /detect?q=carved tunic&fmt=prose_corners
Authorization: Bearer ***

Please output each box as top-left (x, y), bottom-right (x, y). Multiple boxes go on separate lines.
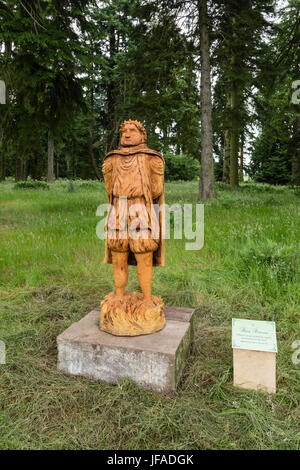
top-left (103, 153), bottom-right (163, 233)
top-left (102, 144), bottom-right (165, 264)
top-left (103, 154), bottom-right (164, 199)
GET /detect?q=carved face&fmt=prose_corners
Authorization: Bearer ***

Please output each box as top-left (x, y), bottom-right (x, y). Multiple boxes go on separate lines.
top-left (120, 123), bottom-right (143, 146)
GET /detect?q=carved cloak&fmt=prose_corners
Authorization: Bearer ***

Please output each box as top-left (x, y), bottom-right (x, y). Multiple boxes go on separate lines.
top-left (103, 144), bottom-right (165, 267)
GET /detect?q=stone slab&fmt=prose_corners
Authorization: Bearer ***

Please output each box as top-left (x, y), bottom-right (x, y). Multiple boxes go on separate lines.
top-left (57, 306), bottom-right (195, 392)
top-left (233, 348), bottom-right (276, 394)
top-left (164, 306), bottom-right (195, 323)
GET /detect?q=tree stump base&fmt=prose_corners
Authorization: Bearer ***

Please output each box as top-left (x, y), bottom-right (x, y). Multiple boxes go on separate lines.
top-left (100, 292), bottom-right (166, 336)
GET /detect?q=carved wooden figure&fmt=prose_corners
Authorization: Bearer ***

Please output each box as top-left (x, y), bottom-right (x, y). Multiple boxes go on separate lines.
top-left (100, 120), bottom-right (166, 336)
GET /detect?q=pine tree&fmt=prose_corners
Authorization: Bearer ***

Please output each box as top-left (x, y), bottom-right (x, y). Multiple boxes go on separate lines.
top-left (198, 0), bottom-right (216, 199)
top-left (250, 0), bottom-right (300, 185)
top-left (0, 0), bottom-right (88, 181)
top-left (213, 0), bottom-right (275, 187)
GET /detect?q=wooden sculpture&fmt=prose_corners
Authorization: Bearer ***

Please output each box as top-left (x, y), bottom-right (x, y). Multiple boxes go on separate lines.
top-left (100, 120), bottom-right (166, 336)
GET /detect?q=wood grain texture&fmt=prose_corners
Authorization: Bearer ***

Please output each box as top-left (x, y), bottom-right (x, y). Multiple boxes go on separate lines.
top-left (100, 292), bottom-right (165, 336)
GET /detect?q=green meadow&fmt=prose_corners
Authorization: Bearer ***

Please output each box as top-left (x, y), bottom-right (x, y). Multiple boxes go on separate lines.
top-left (0, 179), bottom-right (299, 450)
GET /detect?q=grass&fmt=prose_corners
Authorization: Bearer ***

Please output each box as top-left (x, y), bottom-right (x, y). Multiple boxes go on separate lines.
top-left (0, 178), bottom-right (299, 450)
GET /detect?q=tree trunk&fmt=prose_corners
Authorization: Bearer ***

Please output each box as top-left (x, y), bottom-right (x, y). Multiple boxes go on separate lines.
top-left (223, 129), bottom-right (231, 183)
top-left (15, 157), bottom-right (26, 181)
top-left (47, 130), bottom-right (55, 183)
top-left (66, 155), bottom-right (71, 178)
top-left (89, 88), bottom-right (102, 181)
top-left (15, 158), bottom-right (21, 181)
top-left (230, 106), bottom-right (239, 188)
top-left (239, 132), bottom-right (244, 182)
top-left (55, 155), bottom-right (59, 179)
top-left (33, 152), bottom-right (43, 180)
top-left (0, 41), bottom-right (11, 182)
top-left (222, 94), bottom-right (231, 183)
top-left (229, 15), bottom-right (239, 189)
top-left (107, 27), bottom-right (117, 152)
top-left (229, 80), bottom-right (239, 188)
top-left (198, 0), bottom-right (216, 200)
top-left (22, 159), bottom-right (27, 180)
top-left (0, 128), bottom-right (4, 181)
top-left (291, 114), bottom-right (300, 185)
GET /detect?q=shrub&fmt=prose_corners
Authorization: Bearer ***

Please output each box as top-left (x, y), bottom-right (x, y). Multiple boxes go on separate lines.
top-left (14, 181), bottom-right (50, 191)
top-left (164, 153), bottom-right (200, 181)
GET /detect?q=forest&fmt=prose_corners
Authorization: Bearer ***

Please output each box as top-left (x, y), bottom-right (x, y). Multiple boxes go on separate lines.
top-left (0, 0), bottom-right (299, 197)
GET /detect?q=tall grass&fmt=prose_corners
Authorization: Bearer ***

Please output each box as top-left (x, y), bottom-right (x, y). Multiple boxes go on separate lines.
top-left (0, 179), bottom-right (299, 449)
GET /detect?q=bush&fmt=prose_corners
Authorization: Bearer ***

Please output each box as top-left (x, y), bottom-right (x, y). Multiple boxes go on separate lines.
top-left (164, 153), bottom-right (200, 181)
top-left (14, 181), bottom-right (50, 191)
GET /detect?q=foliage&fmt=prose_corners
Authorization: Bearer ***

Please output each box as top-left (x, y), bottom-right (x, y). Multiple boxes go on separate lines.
top-left (1, 1), bottom-right (299, 185)
top-left (0, 0), bottom-right (89, 181)
top-left (0, 0), bottom-right (202, 182)
top-left (164, 153), bottom-right (200, 181)
top-left (249, 0), bottom-right (300, 185)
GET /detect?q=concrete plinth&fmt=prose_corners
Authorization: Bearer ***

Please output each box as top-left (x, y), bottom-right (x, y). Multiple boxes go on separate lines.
top-left (57, 306), bottom-right (195, 392)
